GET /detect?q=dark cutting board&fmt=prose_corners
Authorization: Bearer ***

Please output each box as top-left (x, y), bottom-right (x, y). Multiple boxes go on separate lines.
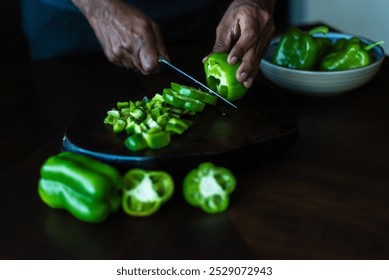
top-left (62, 83), bottom-right (298, 169)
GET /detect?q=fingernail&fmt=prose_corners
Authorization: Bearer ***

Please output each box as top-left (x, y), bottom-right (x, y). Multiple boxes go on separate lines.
top-left (239, 72), bottom-right (248, 81)
top-left (229, 56), bottom-right (238, 65)
top-left (244, 78), bottom-right (253, 88)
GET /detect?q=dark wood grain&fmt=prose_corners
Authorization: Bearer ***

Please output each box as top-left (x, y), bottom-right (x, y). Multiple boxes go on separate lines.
top-left (1, 34), bottom-right (389, 260)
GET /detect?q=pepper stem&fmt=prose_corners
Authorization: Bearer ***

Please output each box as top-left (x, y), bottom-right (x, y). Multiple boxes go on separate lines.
top-left (364, 41), bottom-right (384, 52)
top-left (307, 25), bottom-right (329, 36)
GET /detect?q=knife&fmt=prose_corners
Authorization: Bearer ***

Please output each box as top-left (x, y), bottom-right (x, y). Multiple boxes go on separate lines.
top-left (158, 56), bottom-right (237, 109)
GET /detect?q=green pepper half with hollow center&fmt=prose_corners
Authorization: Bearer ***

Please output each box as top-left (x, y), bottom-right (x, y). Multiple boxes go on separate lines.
top-left (273, 25), bottom-right (330, 70)
top-left (38, 152), bottom-right (122, 223)
top-left (203, 52), bottom-right (248, 101)
top-left (183, 162), bottom-right (236, 214)
top-left (319, 38), bottom-right (384, 71)
top-left (122, 168), bottom-right (174, 216)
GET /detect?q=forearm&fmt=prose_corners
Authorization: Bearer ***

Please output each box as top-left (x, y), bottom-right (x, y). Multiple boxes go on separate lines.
top-left (70, 0), bottom-right (126, 19)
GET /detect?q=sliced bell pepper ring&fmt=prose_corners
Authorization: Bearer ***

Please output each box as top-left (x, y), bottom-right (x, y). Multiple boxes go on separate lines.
top-left (183, 162), bottom-right (236, 214)
top-left (162, 88), bottom-right (206, 112)
top-left (170, 82), bottom-right (218, 105)
top-left (122, 168), bottom-right (174, 216)
top-left (38, 152), bottom-right (122, 223)
top-left (203, 52), bottom-right (248, 101)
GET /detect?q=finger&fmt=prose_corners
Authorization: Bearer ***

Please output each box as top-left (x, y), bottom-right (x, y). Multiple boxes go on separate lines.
top-left (212, 23), bottom-right (235, 54)
top-left (118, 47), bottom-right (140, 71)
top-left (152, 23), bottom-right (169, 62)
top-left (138, 25), bottom-right (161, 75)
top-left (203, 24), bottom-right (235, 64)
top-left (228, 27), bottom-right (257, 64)
top-left (236, 48), bottom-right (260, 88)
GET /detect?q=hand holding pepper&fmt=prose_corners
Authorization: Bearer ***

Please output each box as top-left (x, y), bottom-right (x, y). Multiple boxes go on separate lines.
top-left (207, 0), bottom-right (276, 88)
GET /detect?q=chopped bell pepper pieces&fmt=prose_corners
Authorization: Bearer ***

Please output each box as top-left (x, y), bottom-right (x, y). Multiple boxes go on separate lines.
top-left (183, 162), bottom-right (236, 214)
top-left (38, 152), bottom-right (122, 223)
top-left (203, 52), bottom-right (248, 101)
top-left (122, 168), bottom-right (174, 216)
top-left (105, 92), bottom-right (197, 151)
top-left (124, 133), bottom-right (148, 151)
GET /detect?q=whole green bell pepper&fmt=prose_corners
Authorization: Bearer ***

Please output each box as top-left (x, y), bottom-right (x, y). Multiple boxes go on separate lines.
top-left (273, 25), bottom-right (330, 70)
top-left (331, 37), bottom-right (365, 53)
top-left (122, 168), bottom-right (174, 216)
top-left (38, 152), bottom-right (122, 223)
top-left (203, 52), bottom-right (248, 101)
top-left (320, 38), bottom-right (384, 71)
top-left (183, 162), bottom-right (236, 214)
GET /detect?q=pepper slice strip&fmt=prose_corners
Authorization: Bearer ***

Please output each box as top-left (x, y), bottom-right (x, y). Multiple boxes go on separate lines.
top-left (203, 52), bottom-right (248, 101)
top-left (162, 88), bottom-right (206, 112)
top-left (170, 82), bottom-right (218, 105)
top-left (38, 152), bottom-right (122, 223)
top-left (272, 25), bottom-right (330, 70)
top-left (183, 162), bottom-right (236, 214)
top-left (122, 169), bottom-right (174, 216)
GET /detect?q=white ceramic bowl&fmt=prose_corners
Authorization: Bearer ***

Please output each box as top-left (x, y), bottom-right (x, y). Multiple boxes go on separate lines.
top-left (259, 32), bottom-right (385, 96)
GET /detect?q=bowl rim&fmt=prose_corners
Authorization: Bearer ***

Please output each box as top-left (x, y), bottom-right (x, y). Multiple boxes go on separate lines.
top-left (260, 31), bottom-right (385, 74)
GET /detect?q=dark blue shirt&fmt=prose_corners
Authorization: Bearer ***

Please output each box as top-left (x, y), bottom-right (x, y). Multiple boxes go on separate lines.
top-left (41, 0), bottom-right (213, 19)
top-left (21, 0), bottom-right (222, 60)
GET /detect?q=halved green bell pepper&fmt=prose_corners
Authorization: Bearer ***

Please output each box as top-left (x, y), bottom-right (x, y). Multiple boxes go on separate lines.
top-left (122, 168), bottom-right (174, 216)
top-left (203, 52), bottom-right (248, 101)
top-left (38, 152), bottom-right (122, 223)
top-left (273, 25), bottom-right (330, 70)
top-left (183, 162), bottom-right (236, 214)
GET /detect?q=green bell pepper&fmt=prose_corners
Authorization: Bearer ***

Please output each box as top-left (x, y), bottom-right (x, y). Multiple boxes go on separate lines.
top-left (273, 25), bottom-right (330, 70)
top-left (162, 88), bottom-right (206, 112)
top-left (183, 162), bottom-right (236, 214)
top-left (319, 38), bottom-right (384, 71)
top-left (203, 52), bottom-right (248, 101)
top-left (122, 168), bottom-right (174, 216)
top-left (331, 37), bottom-right (365, 53)
top-left (38, 152), bottom-right (122, 223)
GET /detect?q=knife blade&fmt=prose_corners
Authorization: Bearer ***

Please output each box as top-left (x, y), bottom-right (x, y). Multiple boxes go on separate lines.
top-left (158, 56), bottom-right (237, 109)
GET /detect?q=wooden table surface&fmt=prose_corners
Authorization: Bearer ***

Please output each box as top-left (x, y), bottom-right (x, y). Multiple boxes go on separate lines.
top-left (1, 35), bottom-right (389, 260)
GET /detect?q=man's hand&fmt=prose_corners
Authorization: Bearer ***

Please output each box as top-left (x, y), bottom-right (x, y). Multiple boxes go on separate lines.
top-left (72, 0), bottom-right (168, 75)
top-left (209, 0), bottom-right (275, 88)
